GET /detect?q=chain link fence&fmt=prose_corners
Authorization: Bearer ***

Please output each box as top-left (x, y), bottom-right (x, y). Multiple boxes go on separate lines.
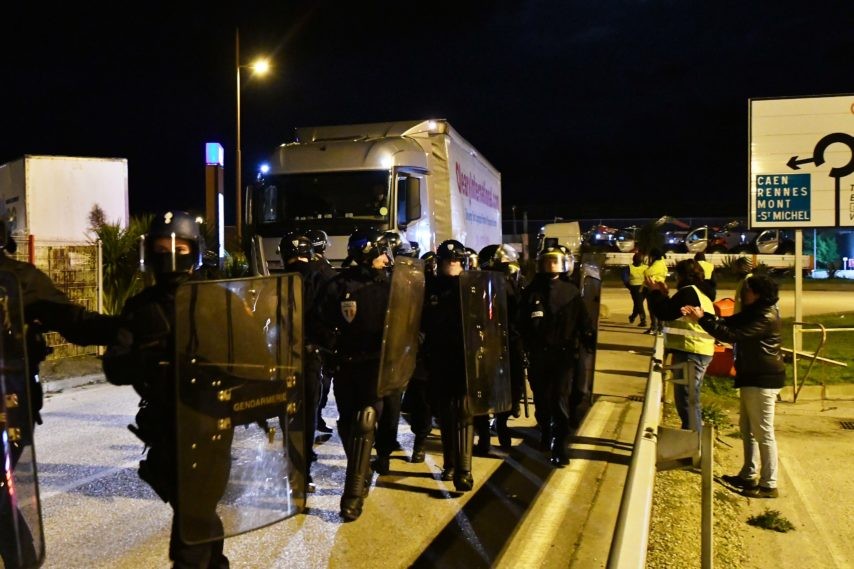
top-left (13, 238), bottom-right (102, 360)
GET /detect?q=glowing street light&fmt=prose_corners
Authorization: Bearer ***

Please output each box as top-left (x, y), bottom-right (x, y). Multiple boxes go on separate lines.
top-left (235, 28), bottom-right (270, 243)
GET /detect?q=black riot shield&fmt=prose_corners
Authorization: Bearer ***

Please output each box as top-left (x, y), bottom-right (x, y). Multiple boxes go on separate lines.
top-left (174, 275), bottom-right (305, 544)
top-left (376, 257), bottom-right (426, 398)
top-left (0, 271), bottom-right (44, 569)
top-left (459, 271), bottom-right (513, 416)
top-left (571, 261), bottom-right (602, 429)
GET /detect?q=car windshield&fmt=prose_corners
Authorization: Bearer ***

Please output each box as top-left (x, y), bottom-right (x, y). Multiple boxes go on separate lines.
top-left (257, 171), bottom-right (391, 225)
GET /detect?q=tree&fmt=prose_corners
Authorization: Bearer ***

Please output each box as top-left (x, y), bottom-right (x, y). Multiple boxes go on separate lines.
top-left (89, 205), bottom-right (152, 315)
top-left (815, 230), bottom-right (840, 277)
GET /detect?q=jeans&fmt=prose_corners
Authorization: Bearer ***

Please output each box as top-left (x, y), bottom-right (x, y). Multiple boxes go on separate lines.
top-left (670, 350), bottom-right (712, 431)
top-left (738, 387), bottom-right (780, 488)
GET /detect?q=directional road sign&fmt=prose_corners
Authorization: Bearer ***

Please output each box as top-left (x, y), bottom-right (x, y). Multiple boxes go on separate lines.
top-left (749, 94), bottom-right (854, 228)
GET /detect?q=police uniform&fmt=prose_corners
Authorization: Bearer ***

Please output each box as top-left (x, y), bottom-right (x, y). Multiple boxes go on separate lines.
top-left (0, 232), bottom-right (119, 568)
top-left (102, 211), bottom-right (230, 568)
top-left (313, 230), bottom-right (392, 521)
top-left (519, 246), bottom-right (595, 466)
top-left (420, 240), bottom-right (475, 491)
top-left (279, 233), bottom-right (327, 490)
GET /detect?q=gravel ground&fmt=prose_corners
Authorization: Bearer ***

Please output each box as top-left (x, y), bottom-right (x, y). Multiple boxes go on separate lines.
top-left (646, 406), bottom-right (749, 569)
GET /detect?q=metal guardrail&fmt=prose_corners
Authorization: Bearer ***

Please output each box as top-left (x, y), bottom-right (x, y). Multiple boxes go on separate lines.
top-left (607, 334), bottom-right (665, 568)
top-left (608, 335), bottom-right (715, 569)
top-left (790, 322), bottom-right (853, 402)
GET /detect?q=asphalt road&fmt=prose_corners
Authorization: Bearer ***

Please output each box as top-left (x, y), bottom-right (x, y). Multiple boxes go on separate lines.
top-left (23, 286), bottom-right (854, 568)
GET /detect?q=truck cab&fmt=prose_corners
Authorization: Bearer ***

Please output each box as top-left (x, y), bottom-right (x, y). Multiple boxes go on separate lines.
top-left (245, 120), bottom-right (501, 273)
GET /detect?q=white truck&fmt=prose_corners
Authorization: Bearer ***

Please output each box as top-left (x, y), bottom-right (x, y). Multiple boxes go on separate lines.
top-left (244, 119), bottom-right (502, 271)
top-left (536, 221), bottom-right (583, 256)
top-left (0, 155), bottom-right (129, 243)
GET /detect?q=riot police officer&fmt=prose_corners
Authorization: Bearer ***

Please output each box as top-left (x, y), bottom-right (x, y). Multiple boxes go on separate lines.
top-left (306, 229), bottom-right (338, 282)
top-left (519, 244), bottom-right (595, 467)
top-left (478, 244), bottom-right (526, 451)
top-left (421, 239), bottom-right (475, 491)
top-left (278, 232), bottom-right (326, 489)
top-left (102, 211), bottom-right (231, 568)
top-left (313, 229), bottom-right (393, 521)
top-left (0, 221), bottom-right (120, 568)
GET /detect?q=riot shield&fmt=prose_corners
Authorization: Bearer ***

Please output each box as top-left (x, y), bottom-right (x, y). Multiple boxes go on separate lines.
top-left (571, 262), bottom-right (602, 429)
top-left (459, 271), bottom-right (512, 416)
top-left (0, 271), bottom-right (44, 569)
top-left (174, 274), bottom-right (305, 544)
top-left (376, 257), bottom-right (425, 398)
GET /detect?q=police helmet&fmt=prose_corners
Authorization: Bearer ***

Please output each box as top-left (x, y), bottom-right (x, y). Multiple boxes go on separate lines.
top-left (383, 230), bottom-right (414, 257)
top-left (420, 250), bottom-right (437, 275)
top-left (464, 247), bottom-right (480, 270)
top-left (435, 239), bottom-right (469, 267)
top-left (347, 228), bottom-right (392, 265)
top-left (306, 229), bottom-right (330, 254)
top-left (142, 211), bottom-right (204, 274)
top-left (537, 243), bottom-right (574, 275)
top-left (478, 244), bottom-right (519, 270)
top-left (278, 232), bottom-right (314, 262)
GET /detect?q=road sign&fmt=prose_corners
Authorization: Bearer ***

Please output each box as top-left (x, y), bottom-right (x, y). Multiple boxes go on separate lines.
top-left (749, 94), bottom-right (854, 228)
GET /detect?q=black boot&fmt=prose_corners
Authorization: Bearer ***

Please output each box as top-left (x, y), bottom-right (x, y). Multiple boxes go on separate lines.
top-left (410, 437), bottom-right (426, 463)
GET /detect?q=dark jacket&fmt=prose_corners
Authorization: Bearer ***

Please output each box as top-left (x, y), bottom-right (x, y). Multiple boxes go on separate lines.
top-left (697, 300), bottom-right (785, 389)
top-left (314, 265), bottom-right (391, 361)
top-left (420, 273), bottom-right (465, 384)
top-left (518, 274), bottom-right (595, 353)
top-left (1, 253), bottom-right (120, 423)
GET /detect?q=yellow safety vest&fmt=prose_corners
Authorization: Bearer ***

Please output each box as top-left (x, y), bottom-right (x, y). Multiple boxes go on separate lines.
top-left (663, 285), bottom-right (716, 356)
top-left (644, 259), bottom-right (668, 284)
top-left (628, 264), bottom-right (647, 286)
top-left (698, 260), bottom-right (714, 280)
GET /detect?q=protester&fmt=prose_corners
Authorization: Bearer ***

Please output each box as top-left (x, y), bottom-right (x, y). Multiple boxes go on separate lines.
top-left (681, 274), bottom-right (784, 498)
top-left (646, 259), bottom-right (715, 431)
top-left (623, 252), bottom-right (648, 327)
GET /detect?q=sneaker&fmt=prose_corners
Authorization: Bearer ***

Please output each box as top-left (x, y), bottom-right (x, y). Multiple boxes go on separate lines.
top-left (721, 474), bottom-right (758, 489)
top-left (629, 315), bottom-right (636, 324)
top-left (440, 467), bottom-right (455, 481)
top-left (742, 485), bottom-right (778, 499)
top-left (638, 321), bottom-right (647, 327)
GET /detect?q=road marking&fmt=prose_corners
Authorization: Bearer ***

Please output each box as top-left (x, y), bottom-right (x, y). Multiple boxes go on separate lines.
top-left (495, 401), bottom-right (620, 568)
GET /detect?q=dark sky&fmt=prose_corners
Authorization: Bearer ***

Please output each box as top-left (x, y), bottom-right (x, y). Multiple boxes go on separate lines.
top-left (2, 1), bottom-right (853, 223)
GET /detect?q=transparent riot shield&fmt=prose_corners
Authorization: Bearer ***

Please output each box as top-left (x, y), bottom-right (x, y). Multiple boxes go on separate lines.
top-left (459, 271), bottom-right (512, 416)
top-left (376, 257), bottom-right (425, 399)
top-left (572, 262), bottom-right (602, 429)
top-left (174, 275), bottom-right (305, 544)
top-left (0, 271), bottom-right (44, 569)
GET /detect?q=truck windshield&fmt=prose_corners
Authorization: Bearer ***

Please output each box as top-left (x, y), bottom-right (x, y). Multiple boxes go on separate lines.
top-left (256, 171), bottom-right (390, 228)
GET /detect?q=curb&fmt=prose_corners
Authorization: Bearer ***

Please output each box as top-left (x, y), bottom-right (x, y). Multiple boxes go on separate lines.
top-left (42, 374), bottom-right (107, 394)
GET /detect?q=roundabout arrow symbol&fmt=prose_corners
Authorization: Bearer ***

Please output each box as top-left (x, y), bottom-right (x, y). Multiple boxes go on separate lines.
top-left (787, 156), bottom-right (816, 170)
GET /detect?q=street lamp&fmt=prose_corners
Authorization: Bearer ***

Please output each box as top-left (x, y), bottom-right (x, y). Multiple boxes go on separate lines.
top-left (235, 28), bottom-right (270, 243)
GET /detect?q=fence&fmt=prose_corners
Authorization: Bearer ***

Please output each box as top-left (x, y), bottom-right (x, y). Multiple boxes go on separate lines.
top-left (13, 237), bottom-right (102, 360)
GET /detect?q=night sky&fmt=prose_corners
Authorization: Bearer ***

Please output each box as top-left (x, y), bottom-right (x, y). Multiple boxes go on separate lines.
top-left (2, 2), bottom-right (853, 224)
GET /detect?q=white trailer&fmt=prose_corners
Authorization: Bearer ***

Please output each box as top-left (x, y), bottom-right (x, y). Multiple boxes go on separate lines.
top-left (245, 119), bottom-right (502, 271)
top-left (0, 155), bottom-right (129, 243)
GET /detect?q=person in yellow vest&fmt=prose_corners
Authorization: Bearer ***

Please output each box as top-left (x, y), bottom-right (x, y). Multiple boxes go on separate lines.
top-left (693, 252), bottom-right (717, 301)
top-left (645, 259), bottom-right (716, 431)
top-left (642, 248), bottom-right (668, 334)
top-left (622, 252), bottom-right (648, 327)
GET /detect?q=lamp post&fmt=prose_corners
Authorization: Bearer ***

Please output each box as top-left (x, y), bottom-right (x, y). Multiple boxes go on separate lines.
top-left (235, 28), bottom-right (270, 243)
